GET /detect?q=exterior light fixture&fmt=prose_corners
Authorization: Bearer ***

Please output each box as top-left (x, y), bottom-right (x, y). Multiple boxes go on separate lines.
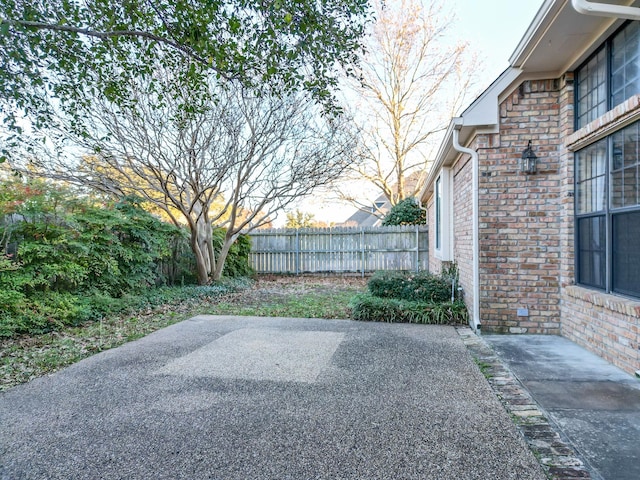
top-left (521, 140), bottom-right (538, 175)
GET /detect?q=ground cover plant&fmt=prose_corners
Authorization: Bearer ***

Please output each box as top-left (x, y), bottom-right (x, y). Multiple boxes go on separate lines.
top-left (350, 270), bottom-right (468, 324)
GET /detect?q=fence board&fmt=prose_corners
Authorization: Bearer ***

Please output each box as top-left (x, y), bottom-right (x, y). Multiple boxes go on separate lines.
top-left (249, 225), bottom-right (428, 274)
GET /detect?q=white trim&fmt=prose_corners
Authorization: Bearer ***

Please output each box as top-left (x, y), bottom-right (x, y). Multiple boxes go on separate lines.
top-left (434, 167), bottom-right (454, 262)
top-left (572, 0), bottom-right (640, 21)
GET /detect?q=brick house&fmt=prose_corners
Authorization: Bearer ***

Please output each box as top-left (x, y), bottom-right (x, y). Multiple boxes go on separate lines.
top-left (420, 0), bottom-right (640, 375)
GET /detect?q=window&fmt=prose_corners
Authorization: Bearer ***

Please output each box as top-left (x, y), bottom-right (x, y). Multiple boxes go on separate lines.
top-left (576, 48), bottom-right (607, 128)
top-left (434, 168), bottom-right (453, 261)
top-left (576, 22), bottom-right (640, 129)
top-left (575, 121), bottom-right (640, 298)
top-left (435, 177), bottom-right (442, 250)
top-left (612, 22), bottom-right (640, 107)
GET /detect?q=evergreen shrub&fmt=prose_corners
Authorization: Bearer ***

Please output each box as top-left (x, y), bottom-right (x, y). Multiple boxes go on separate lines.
top-left (351, 268), bottom-right (468, 325)
top-left (368, 270), bottom-right (451, 303)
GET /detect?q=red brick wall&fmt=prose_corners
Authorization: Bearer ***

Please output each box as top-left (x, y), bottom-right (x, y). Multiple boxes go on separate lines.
top-left (452, 153), bottom-right (474, 319)
top-left (477, 78), bottom-right (569, 334)
top-left (425, 154), bottom-right (474, 318)
top-left (424, 72), bottom-right (640, 374)
top-left (562, 286), bottom-right (640, 374)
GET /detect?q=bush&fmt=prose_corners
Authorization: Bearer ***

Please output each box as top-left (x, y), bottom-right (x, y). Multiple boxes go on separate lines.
top-left (212, 228), bottom-right (253, 278)
top-left (350, 293), bottom-right (468, 325)
top-left (381, 197), bottom-right (426, 226)
top-left (0, 278), bottom-right (252, 338)
top-left (0, 178), bottom-right (257, 337)
top-left (368, 270), bottom-right (451, 303)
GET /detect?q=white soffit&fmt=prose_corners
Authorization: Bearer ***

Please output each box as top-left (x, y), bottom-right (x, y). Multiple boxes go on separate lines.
top-left (510, 0), bottom-right (637, 74)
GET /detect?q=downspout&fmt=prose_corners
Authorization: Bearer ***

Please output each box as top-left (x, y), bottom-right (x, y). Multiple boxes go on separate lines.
top-left (452, 124), bottom-right (481, 333)
top-left (418, 200), bottom-right (428, 273)
top-left (571, 0), bottom-right (640, 20)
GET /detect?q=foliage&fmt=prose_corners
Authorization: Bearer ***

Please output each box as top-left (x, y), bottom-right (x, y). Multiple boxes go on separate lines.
top-left (1, 278), bottom-right (251, 389)
top-left (0, 178), bottom-right (253, 337)
top-left (367, 270), bottom-right (451, 303)
top-left (211, 228), bottom-right (252, 278)
top-left (285, 209), bottom-right (317, 229)
top-left (351, 268), bottom-right (468, 324)
top-left (0, 0), bottom-right (372, 163)
top-left (381, 197), bottom-right (426, 226)
top-left (350, 293), bottom-right (468, 324)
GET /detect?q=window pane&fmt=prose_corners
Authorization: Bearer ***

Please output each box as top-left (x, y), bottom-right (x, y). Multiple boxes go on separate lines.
top-left (576, 48), bottom-right (607, 128)
top-left (611, 122), bottom-right (640, 209)
top-left (576, 139), bottom-right (607, 214)
top-left (435, 177), bottom-right (441, 249)
top-left (611, 22), bottom-right (640, 109)
top-left (612, 211), bottom-right (640, 297)
top-left (577, 216), bottom-right (607, 289)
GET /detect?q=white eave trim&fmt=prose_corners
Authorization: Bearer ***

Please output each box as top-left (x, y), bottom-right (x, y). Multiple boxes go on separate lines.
top-left (509, 0), bottom-right (563, 67)
top-left (572, 0), bottom-right (640, 20)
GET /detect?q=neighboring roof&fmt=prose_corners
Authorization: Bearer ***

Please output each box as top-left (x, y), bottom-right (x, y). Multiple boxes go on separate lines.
top-left (343, 171), bottom-right (424, 226)
top-left (341, 208), bottom-right (383, 227)
top-left (420, 0), bottom-right (640, 202)
top-left (341, 194), bottom-right (388, 227)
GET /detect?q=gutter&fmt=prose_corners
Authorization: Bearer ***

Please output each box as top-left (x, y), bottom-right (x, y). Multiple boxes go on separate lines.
top-left (452, 123), bottom-right (481, 333)
top-left (571, 0), bottom-right (640, 20)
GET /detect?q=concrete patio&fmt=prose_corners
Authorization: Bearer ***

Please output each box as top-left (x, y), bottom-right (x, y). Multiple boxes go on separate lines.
top-left (1, 316), bottom-right (544, 480)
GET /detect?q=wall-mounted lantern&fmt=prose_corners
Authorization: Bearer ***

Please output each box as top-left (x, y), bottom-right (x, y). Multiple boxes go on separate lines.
top-left (521, 140), bottom-right (538, 175)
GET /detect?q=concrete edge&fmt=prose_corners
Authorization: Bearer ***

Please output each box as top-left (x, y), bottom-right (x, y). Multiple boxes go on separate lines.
top-left (456, 327), bottom-right (592, 480)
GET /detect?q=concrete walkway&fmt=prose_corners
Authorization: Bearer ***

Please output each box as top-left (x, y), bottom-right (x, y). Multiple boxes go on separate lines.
top-left (484, 335), bottom-right (640, 480)
top-left (1, 316), bottom-right (544, 480)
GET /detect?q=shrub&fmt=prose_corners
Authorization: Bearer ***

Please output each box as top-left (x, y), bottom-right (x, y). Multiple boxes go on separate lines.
top-left (381, 197), bottom-right (426, 226)
top-left (368, 270), bottom-right (451, 303)
top-left (350, 293), bottom-right (468, 325)
top-left (367, 271), bottom-right (408, 298)
top-left (0, 178), bottom-right (256, 337)
top-left (212, 228), bottom-right (253, 278)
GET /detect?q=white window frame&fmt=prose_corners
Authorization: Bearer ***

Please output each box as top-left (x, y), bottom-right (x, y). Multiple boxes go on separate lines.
top-left (434, 167), bottom-right (454, 261)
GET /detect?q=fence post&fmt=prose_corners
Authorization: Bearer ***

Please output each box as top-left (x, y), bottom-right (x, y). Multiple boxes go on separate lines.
top-left (361, 227), bottom-right (365, 278)
top-left (415, 224), bottom-right (420, 272)
top-left (295, 229), bottom-right (300, 275)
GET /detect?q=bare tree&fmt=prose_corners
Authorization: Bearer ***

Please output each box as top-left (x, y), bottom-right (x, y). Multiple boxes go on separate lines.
top-left (30, 74), bottom-right (356, 283)
top-left (342, 0), bottom-right (478, 210)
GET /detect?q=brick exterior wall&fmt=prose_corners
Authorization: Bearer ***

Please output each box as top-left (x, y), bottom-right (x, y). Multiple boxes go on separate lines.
top-left (425, 153), bottom-right (474, 320)
top-left (477, 79), bottom-right (568, 334)
top-left (452, 154), bottom-right (474, 319)
top-left (424, 72), bottom-right (640, 375)
top-left (562, 286), bottom-right (640, 374)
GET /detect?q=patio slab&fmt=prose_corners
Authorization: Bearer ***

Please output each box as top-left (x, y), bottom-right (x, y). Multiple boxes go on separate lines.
top-left (485, 334), bottom-right (640, 480)
top-left (0, 317), bottom-right (545, 480)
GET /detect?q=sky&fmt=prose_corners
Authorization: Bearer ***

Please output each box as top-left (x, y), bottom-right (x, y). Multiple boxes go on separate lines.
top-left (283, 0), bottom-right (547, 227)
top-left (452, 0), bottom-right (546, 84)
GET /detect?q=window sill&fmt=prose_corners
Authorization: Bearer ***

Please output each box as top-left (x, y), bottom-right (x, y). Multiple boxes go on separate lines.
top-left (565, 285), bottom-right (640, 318)
top-left (566, 95), bottom-right (640, 152)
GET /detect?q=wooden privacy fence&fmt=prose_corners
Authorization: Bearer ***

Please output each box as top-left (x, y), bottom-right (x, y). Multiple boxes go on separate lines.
top-left (248, 225), bottom-right (428, 275)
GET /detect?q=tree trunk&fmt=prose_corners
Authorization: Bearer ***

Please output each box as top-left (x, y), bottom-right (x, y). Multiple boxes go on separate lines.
top-left (211, 231), bottom-right (238, 281)
top-left (189, 228), bottom-right (211, 285)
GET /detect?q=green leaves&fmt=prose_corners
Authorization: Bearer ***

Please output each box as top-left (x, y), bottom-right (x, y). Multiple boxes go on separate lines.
top-left (0, 0), bottom-right (372, 158)
top-left (382, 198), bottom-right (426, 226)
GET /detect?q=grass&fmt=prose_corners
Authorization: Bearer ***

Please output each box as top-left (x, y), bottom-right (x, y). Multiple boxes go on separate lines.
top-left (0, 276), bottom-right (365, 391)
top-left (474, 359), bottom-right (494, 379)
top-left (208, 291), bottom-right (357, 319)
